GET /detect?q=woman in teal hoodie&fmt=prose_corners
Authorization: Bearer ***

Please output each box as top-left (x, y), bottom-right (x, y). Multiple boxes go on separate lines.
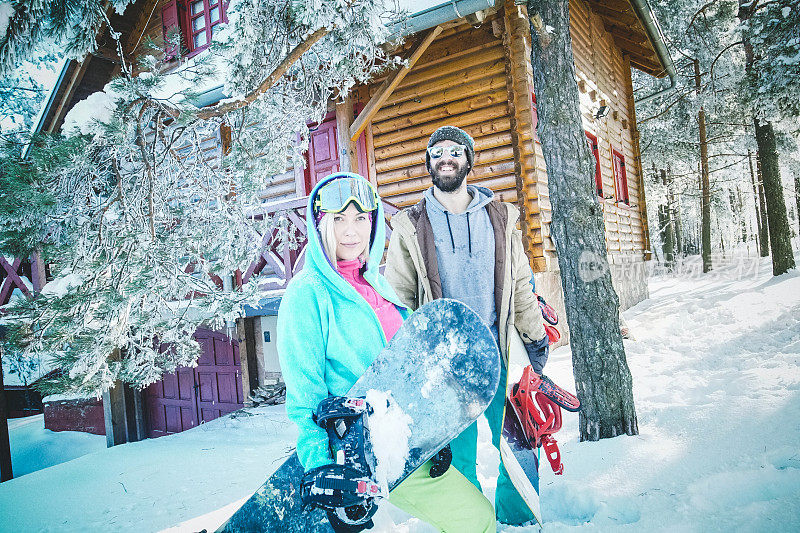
top-left (277, 172), bottom-right (495, 532)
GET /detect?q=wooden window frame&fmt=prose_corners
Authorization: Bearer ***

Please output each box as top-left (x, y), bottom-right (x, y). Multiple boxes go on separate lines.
top-left (585, 131), bottom-right (602, 197)
top-left (179, 0), bottom-right (228, 58)
top-left (611, 148), bottom-right (630, 207)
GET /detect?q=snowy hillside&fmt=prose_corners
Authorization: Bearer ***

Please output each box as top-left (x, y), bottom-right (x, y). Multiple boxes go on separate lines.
top-left (0, 252), bottom-right (798, 532)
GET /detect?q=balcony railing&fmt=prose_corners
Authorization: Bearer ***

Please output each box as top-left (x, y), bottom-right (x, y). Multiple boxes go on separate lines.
top-left (241, 195), bottom-right (399, 291)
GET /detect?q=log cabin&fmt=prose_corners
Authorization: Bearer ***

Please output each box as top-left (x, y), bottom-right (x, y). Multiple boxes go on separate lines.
top-left (23, 0), bottom-right (673, 441)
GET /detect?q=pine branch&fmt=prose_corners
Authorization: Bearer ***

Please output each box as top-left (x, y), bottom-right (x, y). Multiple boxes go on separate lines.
top-left (195, 26), bottom-right (329, 120)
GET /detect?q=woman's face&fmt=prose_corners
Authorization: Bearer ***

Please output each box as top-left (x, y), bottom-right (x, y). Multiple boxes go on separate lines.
top-left (333, 203), bottom-right (372, 262)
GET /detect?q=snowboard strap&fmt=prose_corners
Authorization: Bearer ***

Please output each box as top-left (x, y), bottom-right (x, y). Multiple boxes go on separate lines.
top-left (301, 464), bottom-right (386, 509)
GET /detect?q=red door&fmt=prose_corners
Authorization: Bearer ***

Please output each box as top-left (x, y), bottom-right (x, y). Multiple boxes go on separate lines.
top-left (305, 115), bottom-right (340, 193)
top-left (194, 330), bottom-right (243, 423)
top-left (145, 329), bottom-right (243, 438)
top-left (304, 111), bottom-right (370, 194)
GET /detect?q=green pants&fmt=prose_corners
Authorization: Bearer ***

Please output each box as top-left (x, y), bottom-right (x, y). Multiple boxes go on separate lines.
top-left (390, 459), bottom-right (496, 532)
top-left (449, 360), bottom-right (536, 526)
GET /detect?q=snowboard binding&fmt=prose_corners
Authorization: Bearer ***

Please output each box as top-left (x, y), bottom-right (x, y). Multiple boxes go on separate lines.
top-left (508, 366), bottom-right (581, 474)
top-left (302, 396), bottom-right (384, 529)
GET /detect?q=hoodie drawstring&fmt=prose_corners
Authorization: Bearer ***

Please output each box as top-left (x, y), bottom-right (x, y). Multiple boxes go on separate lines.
top-left (444, 211), bottom-right (456, 253)
top-left (466, 212), bottom-right (472, 256)
top-left (444, 210), bottom-right (473, 256)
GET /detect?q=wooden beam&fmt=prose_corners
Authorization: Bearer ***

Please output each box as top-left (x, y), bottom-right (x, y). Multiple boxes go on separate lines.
top-left (613, 35), bottom-right (658, 62)
top-left (350, 26), bottom-right (443, 141)
top-left (336, 96), bottom-right (358, 172)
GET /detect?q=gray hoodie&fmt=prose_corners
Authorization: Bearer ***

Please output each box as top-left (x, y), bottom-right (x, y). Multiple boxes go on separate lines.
top-left (424, 185), bottom-right (497, 328)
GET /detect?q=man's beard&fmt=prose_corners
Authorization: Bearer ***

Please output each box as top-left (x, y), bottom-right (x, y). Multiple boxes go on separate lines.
top-left (430, 161), bottom-right (470, 192)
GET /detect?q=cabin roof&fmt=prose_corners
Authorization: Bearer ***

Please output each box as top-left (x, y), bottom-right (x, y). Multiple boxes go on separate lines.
top-left (28, 0), bottom-right (671, 143)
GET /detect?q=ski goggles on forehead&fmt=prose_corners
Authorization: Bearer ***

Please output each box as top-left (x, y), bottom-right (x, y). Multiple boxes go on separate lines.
top-left (427, 144), bottom-right (467, 159)
top-left (314, 177), bottom-right (379, 214)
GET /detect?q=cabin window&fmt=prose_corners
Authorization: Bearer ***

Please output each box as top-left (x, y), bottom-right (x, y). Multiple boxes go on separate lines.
top-left (182, 0), bottom-right (227, 55)
top-left (585, 132), bottom-right (602, 197)
top-left (611, 148), bottom-right (630, 205)
top-left (162, 1), bottom-right (228, 59)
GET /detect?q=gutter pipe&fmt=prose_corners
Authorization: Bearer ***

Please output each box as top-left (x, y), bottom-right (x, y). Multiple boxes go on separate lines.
top-left (628, 0), bottom-right (677, 105)
top-left (21, 58), bottom-right (70, 159)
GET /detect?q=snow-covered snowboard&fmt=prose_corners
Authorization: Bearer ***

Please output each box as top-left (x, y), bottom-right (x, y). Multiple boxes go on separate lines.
top-left (217, 299), bottom-right (501, 532)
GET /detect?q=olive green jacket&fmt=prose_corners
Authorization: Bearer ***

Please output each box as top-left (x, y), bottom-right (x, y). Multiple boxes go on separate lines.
top-left (385, 197), bottom-right (545, 366)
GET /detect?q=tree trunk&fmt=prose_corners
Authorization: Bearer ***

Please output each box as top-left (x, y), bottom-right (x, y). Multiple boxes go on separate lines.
top-left (660, 169), bottom-right (675, 267)
top-left (795, 169), bottom-right (800, 237)
top-left (740, 0), bottom-right (795, 275)
top-left (694, 60), bottom-right (712, 273)
top-left (753, 119), bottom-right (796, 275)
top-left (736, 187), bottom-right (747, 243)
top-left (752, 151), bottom-right (771, 256)
top-left (667, 166), bottom-right (683, 255)
top-left (527, 0), bottom-right (637, 441)
top-left (748, 151), bottom-right (764, 253)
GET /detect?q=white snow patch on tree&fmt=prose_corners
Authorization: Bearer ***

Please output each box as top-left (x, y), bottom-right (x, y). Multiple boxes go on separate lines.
top-left (366, 389), bottom-right (412, 488)
top-left (41, 272), bottom-right (83, 297)
top-left (0, 2), bottom-right (14, 43)
top-left (61, 86), bottom-right (121, 136)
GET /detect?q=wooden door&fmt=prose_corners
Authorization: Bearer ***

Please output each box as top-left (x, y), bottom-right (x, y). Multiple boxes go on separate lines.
top-left (305, 116), bottom-right (340, 193)
top-left (144, 329), bottom-right (243, 437)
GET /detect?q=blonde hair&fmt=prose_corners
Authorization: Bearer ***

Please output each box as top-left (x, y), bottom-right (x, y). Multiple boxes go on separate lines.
top-left (317, 212), bottom-right (370, 267)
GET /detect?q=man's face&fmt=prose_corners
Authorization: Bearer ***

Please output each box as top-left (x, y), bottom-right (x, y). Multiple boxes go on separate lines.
top-left (428, 140), bottom-right (470, 193)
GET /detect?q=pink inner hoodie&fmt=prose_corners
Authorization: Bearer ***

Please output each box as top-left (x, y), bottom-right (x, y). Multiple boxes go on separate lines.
top-left (337, 259), bottom-right (403, 342)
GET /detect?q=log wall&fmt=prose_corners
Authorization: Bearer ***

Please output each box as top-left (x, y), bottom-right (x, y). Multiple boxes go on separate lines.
top-left (569, 0), bottom-right (648, 261)
top-left (362, 0), bottom-right (650, 274)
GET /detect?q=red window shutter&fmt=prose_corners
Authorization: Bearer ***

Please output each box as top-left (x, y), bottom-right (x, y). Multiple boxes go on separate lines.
top-left (162, 1), bottom-right (180, 60)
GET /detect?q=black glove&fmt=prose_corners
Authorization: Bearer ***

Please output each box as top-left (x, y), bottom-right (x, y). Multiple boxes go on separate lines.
top-left (524, 334), bottom-right (550, 375)
top-left (326, 505), bottom-right (375, 532)
top-left (429, 444), bottom-right (452, 478)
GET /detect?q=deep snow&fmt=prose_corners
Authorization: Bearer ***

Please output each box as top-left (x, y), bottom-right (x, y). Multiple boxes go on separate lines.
top-left (7, 415), bottom-right (106, 477)
top-left (0, 251), bottom-right (798, 532)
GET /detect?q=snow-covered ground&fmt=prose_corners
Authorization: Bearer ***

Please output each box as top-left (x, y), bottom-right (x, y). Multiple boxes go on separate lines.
top-left (1, 252), bottom-right (798, 532)
top-left (7, 415), bottom-right (106, 477)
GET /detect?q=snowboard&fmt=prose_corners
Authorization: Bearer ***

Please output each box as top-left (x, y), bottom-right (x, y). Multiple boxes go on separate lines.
top-left (217, 299), bottom-right (501, 532)
top-left (499, 325), bottom-right (543, 528)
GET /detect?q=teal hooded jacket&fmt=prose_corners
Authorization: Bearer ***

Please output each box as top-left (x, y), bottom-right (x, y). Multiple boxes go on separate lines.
top-left (276, 173), bottom-right (409, 471)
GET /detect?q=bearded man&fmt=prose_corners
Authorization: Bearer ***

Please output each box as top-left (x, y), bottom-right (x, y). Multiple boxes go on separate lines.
top-left (384, 126), bottom-right (550, 526)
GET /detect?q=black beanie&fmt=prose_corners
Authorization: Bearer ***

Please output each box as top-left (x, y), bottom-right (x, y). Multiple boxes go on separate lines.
top-left (425, 126), bottom-right (475, 173)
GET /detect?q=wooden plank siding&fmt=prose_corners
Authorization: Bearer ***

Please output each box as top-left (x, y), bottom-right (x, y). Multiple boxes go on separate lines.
top-left (568, 0), bottom-right (648, 262)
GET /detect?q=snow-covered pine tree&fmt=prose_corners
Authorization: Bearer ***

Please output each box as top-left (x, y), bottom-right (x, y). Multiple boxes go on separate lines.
top-left (0, 0), bottom-right (402, 395)
top-left (739, 0), bottom-right (797, 275)
top-left (0, 0), bottom-right (129, 76)
top-left (0, 65), bottom-right (46, 136)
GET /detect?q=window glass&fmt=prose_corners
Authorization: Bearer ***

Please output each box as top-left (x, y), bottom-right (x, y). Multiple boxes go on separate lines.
top-left (194, 31), bottom-right (208, 48)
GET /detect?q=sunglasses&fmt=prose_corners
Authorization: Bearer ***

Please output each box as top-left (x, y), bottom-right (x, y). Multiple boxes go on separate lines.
top-left (314, 176), bottom-right (379, 214)
top-left (427, 144), bottom-right (467, 159)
